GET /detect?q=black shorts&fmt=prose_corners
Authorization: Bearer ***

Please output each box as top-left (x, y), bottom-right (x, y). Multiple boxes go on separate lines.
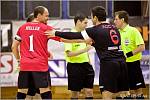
top-left (67, 62), bottom-right (94, 91)
top-left (18, 71), bottom-right (51, 89)
top-left (127, 60), bottom-right (146, 90)
top-left (99, 60), bottom-right (129, 93)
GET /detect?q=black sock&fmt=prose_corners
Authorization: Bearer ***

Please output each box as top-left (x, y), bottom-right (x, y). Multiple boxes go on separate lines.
top-left (40, 91), bottom-right (52, 99)
top-left (16, 92), bottom-right (26, 99)
top-left (85, 97), bottom-right (93, 99)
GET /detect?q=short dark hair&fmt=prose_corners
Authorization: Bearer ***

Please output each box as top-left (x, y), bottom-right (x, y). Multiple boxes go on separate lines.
top-left (115, 10), bottom-right (129, 24)
top-left (91, 6), bottom-right (106, 21)
top-left (34, 6), bottom-right (46, 18)
top-left (74, 12), bottom-right (88, 25)
top-left (26, 13), bottom-right (34, 22)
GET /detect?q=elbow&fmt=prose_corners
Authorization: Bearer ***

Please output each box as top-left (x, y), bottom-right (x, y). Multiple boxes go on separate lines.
top-left (67, 54), bottom-right (73, 57)
top-left (140, 44), bottom-right (145, 52)
top-left (11, 44), bottom-right (15, 51)
top-left (142, 44), bottom-right (145, 51)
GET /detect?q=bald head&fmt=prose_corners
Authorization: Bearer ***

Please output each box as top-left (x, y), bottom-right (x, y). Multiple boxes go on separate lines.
top-left (33, 6), bottom-right (49, 24)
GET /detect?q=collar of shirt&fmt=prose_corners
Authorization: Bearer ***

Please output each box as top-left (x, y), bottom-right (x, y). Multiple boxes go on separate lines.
top-left (119, 24), bottom-right (130, 32)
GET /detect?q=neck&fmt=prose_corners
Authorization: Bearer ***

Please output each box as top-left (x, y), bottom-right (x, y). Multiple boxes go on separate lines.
top-left (96, 21), bottom-right (106, 25)
top-left (75, 26), bottom-right (82, 32)
top-left (32, 19), bottom-right (40, 23)
top-left (120, 23), bottom-right (127, 30)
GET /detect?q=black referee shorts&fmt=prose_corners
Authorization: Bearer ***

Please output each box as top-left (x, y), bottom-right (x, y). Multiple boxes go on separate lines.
top-left (99, 60), bottom-right (129, 93)
top-left (127, 60), bottom-right (146, 90)
top-left (18, 71), bottom-right (51, 89)
top-left (67, 62), bottom-right (95, 91)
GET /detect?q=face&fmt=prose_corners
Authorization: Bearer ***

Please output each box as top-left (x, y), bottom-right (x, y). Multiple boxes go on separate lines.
top-left (114, 15), bottom-right (123, 29)
top-left (39, 8), bottom-right (49, 24)
top-left (77, 18), bottom-right (88, 31)
top-left (91, 13), bottom-right (96, 25)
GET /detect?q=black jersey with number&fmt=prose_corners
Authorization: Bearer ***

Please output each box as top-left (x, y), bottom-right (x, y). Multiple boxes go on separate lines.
top-left (55, 23), bottom-right (125, 61)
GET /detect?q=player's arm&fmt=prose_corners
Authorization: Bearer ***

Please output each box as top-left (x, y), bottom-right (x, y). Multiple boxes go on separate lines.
top-left (11, 39), bottom-right (20, 62)
top-left (126, 44), bottom-right (145, 57)
top-left (126, 29), bottom-right (145, 58)
top-left (61, 38), bottom-right (86, 43)
top-left (66, 45), bottom-right (92, 57)
top-left (45, 29), bottom-right (83, 39)
top-left (45, 29), bottom-right (93, 42)
top-left (132, 44), bottom-right (145, 55)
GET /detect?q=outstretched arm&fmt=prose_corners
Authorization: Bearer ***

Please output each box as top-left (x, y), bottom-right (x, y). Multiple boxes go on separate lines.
top-left (45, 29), bottom-right (92, 43)
top-left (55, 31), bottom-right (83, 39)
top-left (61, 38), bottom-right (85, 43)
top-left (45, 30), bottom-right (84, 39)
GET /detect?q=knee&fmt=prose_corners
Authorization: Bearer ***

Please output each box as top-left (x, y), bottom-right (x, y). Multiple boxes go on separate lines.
top-left (39, 87), bottom-right (51, 94)
top-left (18, 88), bottom-right (28, 94)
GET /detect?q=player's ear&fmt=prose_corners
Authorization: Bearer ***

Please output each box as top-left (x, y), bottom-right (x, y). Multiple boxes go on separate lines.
top-left (77, 19), bottom-right (81, 24)
top-left (121, 18), bottom-right (124, 22)
top-left (93, 16), bottom-right (97, 20)
top-left (37, 13), bottom-right (42, 18)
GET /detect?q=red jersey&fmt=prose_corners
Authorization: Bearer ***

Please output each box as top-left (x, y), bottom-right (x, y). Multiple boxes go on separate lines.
top-left (16, 22), bottom-right (55, 71)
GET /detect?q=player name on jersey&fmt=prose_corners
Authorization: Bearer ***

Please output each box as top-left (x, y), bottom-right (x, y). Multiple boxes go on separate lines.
top-left (26, 26), bottom-right (40, 30)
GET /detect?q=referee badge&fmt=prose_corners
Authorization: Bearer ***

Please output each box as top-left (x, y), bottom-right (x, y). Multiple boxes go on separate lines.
top-left (125, 38), bottom-right (130, 46)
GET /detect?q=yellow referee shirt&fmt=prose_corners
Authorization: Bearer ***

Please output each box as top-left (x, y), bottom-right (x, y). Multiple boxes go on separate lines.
top-left (64, 28), bottom-right (89, 63)
top-left (119, 24), bottom-right (144, 62)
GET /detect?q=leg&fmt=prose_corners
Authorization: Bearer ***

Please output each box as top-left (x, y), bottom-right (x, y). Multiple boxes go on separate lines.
top-left (127, 61), bottom-right (146, 98)
top-left (17, 71), bottom-right (30, 99)
top-left (84, 63), bottom-right (94, 99)
top-left (17, 88), bottom-right (28, 99)
top-left (32, 71), bottom-right (52, 99)
top-left (67, 63), bottom-right (83, 99)
top-left (40, 87), bottom-right (52, 99)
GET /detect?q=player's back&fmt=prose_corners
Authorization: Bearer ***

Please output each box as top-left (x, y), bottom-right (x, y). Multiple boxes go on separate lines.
top-left (17, 22), bottom-right (53, 71)
top-left (87, 23), bottom-right (125, 61)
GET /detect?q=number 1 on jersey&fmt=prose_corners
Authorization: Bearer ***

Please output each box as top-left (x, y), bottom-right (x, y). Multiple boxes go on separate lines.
top-left (29, 34), bottom-right (34, 51)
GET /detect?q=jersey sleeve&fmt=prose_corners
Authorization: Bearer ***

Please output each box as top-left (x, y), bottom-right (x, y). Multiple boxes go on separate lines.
top-left (15, 27), bottom-right (22, 42)
top-left (47, 25), bottom-right (54, 30)
top-left (82, 27), bottom-right (95, 40)
top-left (55, 31), bottom-right (83, 39)
top-left (49, 36), bottom-right (61, 42)
top-left (134, 28), bottom-right (144, 45)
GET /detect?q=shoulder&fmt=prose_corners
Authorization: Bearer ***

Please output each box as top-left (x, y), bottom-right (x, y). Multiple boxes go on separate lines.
top-left (128, 25), bottom-right (138, 31)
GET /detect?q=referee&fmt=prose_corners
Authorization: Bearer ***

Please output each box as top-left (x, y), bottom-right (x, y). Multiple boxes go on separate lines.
top-left (64, 13), bottom-right (94, 99)
top-left (114, 10), bottom-right (146, 99)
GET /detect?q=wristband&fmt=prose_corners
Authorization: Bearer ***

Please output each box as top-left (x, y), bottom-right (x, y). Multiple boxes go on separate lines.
top-left (126, 51), bottom-right (133, 57)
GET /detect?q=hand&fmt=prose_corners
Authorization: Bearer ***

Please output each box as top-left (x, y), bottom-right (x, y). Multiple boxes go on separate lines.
top-left (85, 38), bottom-right (94, 45)
top-left (14, 61), bottom-right (20, 73)
top-left (86, 45), bottom-right (93, 50)
top-left (45, 29), bottom-right (56, 37)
